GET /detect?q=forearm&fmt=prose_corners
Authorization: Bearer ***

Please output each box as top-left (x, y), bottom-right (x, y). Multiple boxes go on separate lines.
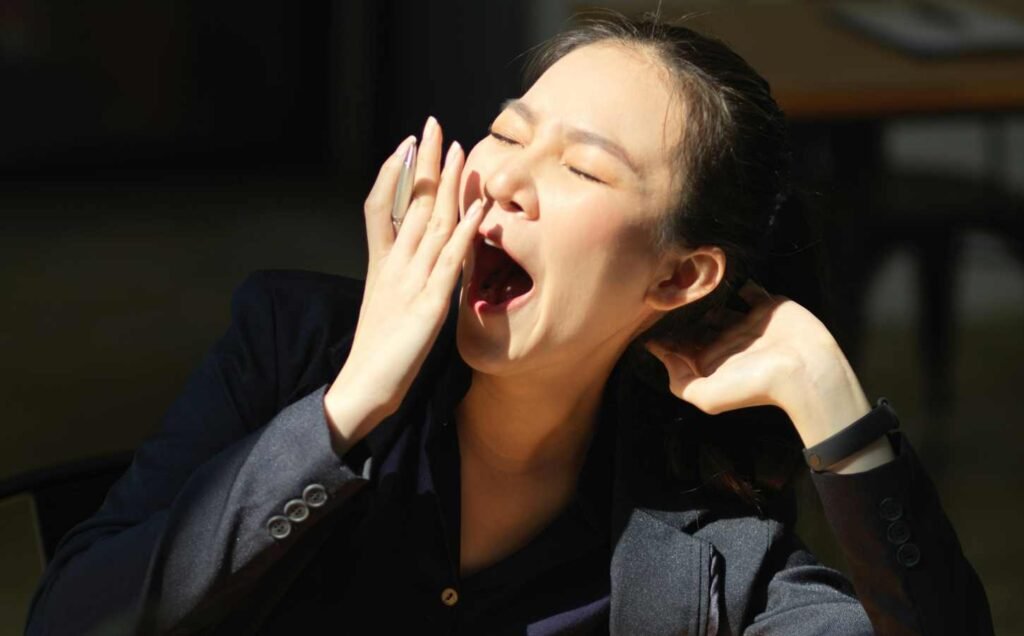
top-left (811, 433), bottom-right (995, 635)
top-left (323, 382), bottom-right (387, 457)
top-left (139, 387), bottom-right (371, 632)
top-left (30, 388), bottom-right (372, 635)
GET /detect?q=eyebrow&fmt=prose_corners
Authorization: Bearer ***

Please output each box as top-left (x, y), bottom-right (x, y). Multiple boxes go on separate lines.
top-left (499, 98), bottom-right (641, 176)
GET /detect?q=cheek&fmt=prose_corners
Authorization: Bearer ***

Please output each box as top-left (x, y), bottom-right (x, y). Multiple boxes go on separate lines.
top-left (547, 208), bottom-right (656, 297)
top-left (605, 222), bottom-right (660, 284)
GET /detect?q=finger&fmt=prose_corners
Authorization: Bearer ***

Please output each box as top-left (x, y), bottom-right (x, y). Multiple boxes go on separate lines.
top-left (648, 342), bottom-right (751, 414)
top-left (645, 344), bottom-right (720, 410)
top-left (411, 141), bottom-right (463, 275)
top-left (393, 116), bottom-right (444, 257)
top-left (701, 304), bottom-right (749, 339)
top-left (696, 338), bottom-right (756, 376)
top-left (425, 198), bottom-right (486, 299)
top-left (674, 375), bottom-right (750, 415)
top-left (737, 278), bottom-right (773, 307)
top-left (694, 305), bottom-right (771, 370)
top-left (365, 135), bottom-right (417, 261)
top-left (724, 290), bottom-right (752, 314)
top-left (645, 342), bottom-right (700, 381)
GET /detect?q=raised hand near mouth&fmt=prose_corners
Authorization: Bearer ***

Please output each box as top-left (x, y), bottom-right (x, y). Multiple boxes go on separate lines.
top-left (324, 117), bottom-right (486, 455)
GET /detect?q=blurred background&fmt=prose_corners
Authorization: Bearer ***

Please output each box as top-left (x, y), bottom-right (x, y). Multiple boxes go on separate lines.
top-left (1, 0), bottom-right (1022, 632)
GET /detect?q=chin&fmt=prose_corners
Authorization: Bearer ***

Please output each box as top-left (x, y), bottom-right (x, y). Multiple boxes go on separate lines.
top-left (455, 297), bottom-right (547, 379)
top-left (454, 302), bottom-right (512, 375)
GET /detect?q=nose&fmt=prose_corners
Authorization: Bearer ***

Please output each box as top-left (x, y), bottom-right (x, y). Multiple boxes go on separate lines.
top-left (481, 154), bottom-right (539, 221)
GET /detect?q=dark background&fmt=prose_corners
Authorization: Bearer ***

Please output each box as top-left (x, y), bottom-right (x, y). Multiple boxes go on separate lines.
top-left (2, 0), bottom-right (1022, 632)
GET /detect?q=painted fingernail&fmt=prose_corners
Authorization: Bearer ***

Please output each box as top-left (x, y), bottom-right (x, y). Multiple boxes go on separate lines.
top-left (425, 116), bottom-right (440, 140)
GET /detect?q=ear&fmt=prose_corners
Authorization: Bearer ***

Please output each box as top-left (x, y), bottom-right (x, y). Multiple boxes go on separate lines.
top-left (644, 246), bottom-right (726, 312)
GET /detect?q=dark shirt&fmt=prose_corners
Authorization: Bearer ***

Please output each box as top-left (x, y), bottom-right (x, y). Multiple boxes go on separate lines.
top-left (261, 345), bottom-right (616, 635)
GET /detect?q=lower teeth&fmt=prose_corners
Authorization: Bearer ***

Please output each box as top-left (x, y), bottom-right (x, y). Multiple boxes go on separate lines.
top-left (481, 282), bottom-right (516, 305)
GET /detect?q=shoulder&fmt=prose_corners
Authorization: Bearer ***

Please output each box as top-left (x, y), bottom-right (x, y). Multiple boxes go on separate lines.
top-left (228, 269), bottom-right (367, 402)
top-left (233, 269), bottom-right (365, 315)
top-left (230, 269), bottom-right (365, 337)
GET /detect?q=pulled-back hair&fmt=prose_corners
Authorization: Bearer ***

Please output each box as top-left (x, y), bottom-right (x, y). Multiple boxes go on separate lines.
top-left (525, 13), bottom-right (826, 513)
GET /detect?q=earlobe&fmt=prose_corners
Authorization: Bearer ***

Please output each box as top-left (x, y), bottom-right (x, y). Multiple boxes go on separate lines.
top-left (645, 246), bottom-right (726, 312)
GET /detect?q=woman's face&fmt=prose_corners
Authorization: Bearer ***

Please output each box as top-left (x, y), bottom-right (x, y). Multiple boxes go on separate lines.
top-left (456, 42), bottom-right (684, 377)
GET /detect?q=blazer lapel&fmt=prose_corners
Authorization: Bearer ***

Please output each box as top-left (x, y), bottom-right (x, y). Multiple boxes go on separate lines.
top-left (608, 364), bottom-right (718, 636)
top-left (610, 507), bottom-right (714, 636)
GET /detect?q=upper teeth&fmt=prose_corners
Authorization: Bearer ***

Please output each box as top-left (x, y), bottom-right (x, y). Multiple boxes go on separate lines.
top-left (484, 237), bottom-right (500, 248)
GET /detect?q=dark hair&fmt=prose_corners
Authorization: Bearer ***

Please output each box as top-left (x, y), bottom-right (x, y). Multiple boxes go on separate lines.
top-left (524, 14), bottom-right (827, 513)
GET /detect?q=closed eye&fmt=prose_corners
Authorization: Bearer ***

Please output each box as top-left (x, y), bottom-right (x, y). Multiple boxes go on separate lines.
top-left (488, 129), bottom-right (519, 146)
top-left (567, 166), bottom-right (604, 185)
top-left (489, 128), bottom-right (605, 185)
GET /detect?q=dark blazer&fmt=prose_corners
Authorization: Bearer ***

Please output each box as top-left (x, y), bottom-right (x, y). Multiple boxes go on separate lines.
top-left (26, 270), bottom-right (993, 635)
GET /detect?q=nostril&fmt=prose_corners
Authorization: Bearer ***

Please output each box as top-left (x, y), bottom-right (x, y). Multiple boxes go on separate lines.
top-left (480, 190), bottom-right (524, 215)
top-left (500, 199), bottom-right (523, 212)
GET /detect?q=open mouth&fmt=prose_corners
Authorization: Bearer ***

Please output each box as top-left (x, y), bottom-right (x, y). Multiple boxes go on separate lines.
top-left (468, 235), bottom-right (535, 311)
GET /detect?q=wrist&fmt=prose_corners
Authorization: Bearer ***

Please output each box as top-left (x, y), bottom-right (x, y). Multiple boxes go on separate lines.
top-left (323, 386), bottom-right (385, 456)
top-left (775, 343), bottom-right (871, 447)
top-left (827, 434), bottom-right (896, 474)
top-left (803, 398), bottom-right (900, 473)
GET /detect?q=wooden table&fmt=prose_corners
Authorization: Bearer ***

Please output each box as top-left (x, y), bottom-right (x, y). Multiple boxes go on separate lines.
top-left (585, 0), bottom-right (1024, 120)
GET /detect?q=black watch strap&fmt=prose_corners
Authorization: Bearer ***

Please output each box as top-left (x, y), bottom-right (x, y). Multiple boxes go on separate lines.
top-left (803, 398), bottom-right (899, 472)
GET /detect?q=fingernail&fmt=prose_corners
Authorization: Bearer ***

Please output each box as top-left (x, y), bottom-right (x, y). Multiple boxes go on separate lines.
top-left (424, 116), bottom-right (438, 140)
top-left (445, 141), bottom-right (461, 169)
top-left (466, 198), bottom-right (483, 218)
top-left (395, 135), bottom-right (416, 156)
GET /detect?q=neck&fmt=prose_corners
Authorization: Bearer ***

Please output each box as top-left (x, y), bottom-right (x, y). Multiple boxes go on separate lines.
top-left (454, 348), bottom-right (622, 478)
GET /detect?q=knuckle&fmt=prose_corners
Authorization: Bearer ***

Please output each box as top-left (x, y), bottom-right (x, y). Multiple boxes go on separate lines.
top-left (424, 213), bottom-right (441, 233)
top-left (436, 250), bottom-right (459, 270)
top-left (427, 215), bottom-right (451, 236)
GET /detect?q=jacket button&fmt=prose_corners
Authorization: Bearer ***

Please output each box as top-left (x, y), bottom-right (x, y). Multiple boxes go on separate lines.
top-left (806, 453), bottom-right (824, 470)
top-left (303, 484), bottom-right (328, 508)
top-left (284, 499), bottom-right (310, 523)
top-left (267, 515), bottom-right (292, 540)
top-left (897, 542), bottom-right (921, 568)
top-left (886, 520), bottom-right (911, 545)
top-left (440, 587), bottom-right (459, 607)
top-left (878, 497), bottom-right (903, 521)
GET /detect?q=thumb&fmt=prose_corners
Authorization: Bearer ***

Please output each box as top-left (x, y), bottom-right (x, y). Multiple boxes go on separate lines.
top-left (645, 342), bottom-right (701, 383)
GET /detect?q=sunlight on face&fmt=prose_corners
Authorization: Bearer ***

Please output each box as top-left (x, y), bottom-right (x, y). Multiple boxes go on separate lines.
top-left (456, 42), bottom-right (684, 377)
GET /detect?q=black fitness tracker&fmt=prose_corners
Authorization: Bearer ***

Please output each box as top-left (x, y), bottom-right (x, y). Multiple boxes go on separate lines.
top-left (803, 398), bottom-right (899, 472)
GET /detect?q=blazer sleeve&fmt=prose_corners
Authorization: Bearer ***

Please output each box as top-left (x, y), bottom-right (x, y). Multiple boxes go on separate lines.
top-left (807, 431), bottom-right (994, 635)
top-left (26, 271), bottom-right (374, 635)
top-left (744, 431), bottom-right (994, 635)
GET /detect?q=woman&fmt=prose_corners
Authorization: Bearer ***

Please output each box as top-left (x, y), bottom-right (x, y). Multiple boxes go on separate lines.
top-left (28, 15), bottom-right (991, 635)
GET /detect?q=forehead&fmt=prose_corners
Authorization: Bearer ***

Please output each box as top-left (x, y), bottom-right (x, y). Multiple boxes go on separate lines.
top-left (523, 42), bottom-right (682, 174)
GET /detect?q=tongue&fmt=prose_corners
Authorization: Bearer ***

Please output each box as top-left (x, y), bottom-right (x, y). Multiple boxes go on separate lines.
top-left (481, 262), bottom-right (532, 305)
